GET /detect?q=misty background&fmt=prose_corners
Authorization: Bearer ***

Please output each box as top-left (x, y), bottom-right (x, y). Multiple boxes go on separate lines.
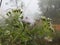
top-left (40, 0), bottom-right (60, 24)
top-left (0, 0), bottom-right (60, 24)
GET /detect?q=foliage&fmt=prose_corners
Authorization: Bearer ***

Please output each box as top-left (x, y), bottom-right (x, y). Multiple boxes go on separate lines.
top-left (0, 9), bottom-right (54, 45)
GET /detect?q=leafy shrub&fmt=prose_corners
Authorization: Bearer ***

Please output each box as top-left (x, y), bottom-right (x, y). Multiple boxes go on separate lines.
top-left (0, 9), bottom-right (54, 45)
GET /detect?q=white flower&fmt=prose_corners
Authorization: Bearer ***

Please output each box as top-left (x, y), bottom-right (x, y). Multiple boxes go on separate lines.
top-left (4, 30), bottom-right (10, 35)
top-left (44, 36), bottom-right (53, 42)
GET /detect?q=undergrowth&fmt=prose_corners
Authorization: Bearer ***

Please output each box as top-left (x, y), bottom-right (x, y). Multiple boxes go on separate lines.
top-left (0, 9), bottom-right (54, 45)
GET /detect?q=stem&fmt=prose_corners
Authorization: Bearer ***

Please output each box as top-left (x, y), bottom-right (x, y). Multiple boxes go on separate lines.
top-left (0, 0), bottom-right (2, 7)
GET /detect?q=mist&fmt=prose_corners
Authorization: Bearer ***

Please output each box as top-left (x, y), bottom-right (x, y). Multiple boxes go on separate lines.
top-left (21, 0), bottom-right (42, 19)
top-left (0, 0), bottom-right (42, 25)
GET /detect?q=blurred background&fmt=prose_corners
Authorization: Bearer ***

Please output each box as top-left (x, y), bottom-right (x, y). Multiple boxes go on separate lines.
top-left (40, 0), bottom-right (60, 31)
top-left (40, 0), bottom-right (60, 24)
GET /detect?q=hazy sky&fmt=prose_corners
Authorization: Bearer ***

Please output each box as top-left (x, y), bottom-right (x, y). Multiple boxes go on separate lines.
top-left (0, 0), bottom-right (42, 24)
top-left (1, 0), bottom-right (41, 18)
top-left (22, 0), bottom-right (41, 19)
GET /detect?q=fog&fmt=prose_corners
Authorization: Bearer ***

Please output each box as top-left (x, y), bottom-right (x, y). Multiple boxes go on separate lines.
top-left (0, 0), bottom-right (42, 25)
top-left (0, 0), bottom-right (42, 19)
top-left (21, 0), bottom-right (42, 19)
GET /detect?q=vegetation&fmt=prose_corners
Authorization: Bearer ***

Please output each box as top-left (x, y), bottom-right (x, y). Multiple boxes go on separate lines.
top-left (0, 9), bottom-right (54, 45)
